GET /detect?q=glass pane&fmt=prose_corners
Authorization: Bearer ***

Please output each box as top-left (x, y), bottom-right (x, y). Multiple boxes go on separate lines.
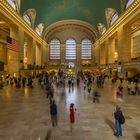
top-left (23, 14), bottom-right (32, 26)
top-left (66, 39), bottom-right (76, 60)
top-left (50, 39), bottom-right (60, 60)
top-left (126, 0), bottom-right (135, 9)
top-left (110, 13), bottom-right (119, 26)
top-left (102, 26), bottom-right (106, 34)
top-left (6, 0), bottom-right (16, 10)
top-left (81, 39), bottom-right (92, 59)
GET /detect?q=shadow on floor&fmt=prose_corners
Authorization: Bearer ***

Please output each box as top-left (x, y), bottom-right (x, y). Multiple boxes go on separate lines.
top-left (134, 133), bottom-right (140, 140)
top-left (45, 128), bottom-right (52, 140)
top-left (105, 118), bottom-right (115, 133)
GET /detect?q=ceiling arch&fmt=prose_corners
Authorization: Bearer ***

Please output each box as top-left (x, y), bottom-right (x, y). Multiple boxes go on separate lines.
top-left (43, 20), bottom-right (98, 44)
top-left (20, 0), bottom-right (121, 30)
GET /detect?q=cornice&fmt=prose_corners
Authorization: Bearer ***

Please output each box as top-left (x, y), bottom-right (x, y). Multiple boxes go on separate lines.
top-left (96, 0), bottom-right (140, 44)
top-left (0, 0), bottom-right (47, 46)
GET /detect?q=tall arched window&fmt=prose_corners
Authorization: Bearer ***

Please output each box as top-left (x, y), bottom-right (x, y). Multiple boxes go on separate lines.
top-left (81, 39), bottom-right (92, 59)
top-left (66, 38), bottom-right (76, 60)
top-left (6, 0), bottom-right (17, 10)
top-left (102, 26), bottom-right (106, 34)
top-left (50, 39), bottom-right (60, 60)
top-left (126, 0), bottom-right (135, 9)
top-left (23, 14), bottom-right (32, 26)
top-left (35, 23), bottom-right (44, 36)
top-left (110, 13), bottom-right (119, 26)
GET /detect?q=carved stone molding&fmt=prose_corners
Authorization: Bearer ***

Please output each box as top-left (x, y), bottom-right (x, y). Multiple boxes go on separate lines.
top-left (43, 20), bottom-right (98, 44)
top-left (24, 8), bottom-right (36, 28)
top-left (105, 8), bottom-right (118, 28)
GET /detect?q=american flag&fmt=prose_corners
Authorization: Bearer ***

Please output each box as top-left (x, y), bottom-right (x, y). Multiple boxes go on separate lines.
top-left (6, 36), bottom-right (19, 52)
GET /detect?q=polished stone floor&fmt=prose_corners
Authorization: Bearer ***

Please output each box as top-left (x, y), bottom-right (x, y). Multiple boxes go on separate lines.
top-left (0, 79), bottom-right (140, 140)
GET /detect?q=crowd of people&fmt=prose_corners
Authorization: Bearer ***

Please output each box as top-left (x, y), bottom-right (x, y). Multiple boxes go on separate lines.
top-left (0, 70), bottom-right (139, 137)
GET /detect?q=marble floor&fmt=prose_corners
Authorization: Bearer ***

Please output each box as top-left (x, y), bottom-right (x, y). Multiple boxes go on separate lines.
top-left (0, 79), bottom-right (140, 140)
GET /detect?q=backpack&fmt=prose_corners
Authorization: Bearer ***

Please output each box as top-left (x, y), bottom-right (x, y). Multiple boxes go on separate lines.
top-left (119, 113), bottom-right (125, 124)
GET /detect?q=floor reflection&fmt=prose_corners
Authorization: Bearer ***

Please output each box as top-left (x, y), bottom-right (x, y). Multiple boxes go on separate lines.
top-left (0, 79), bottom-right (139, 140)
top-left (65, 87), bottom-right (78, 110)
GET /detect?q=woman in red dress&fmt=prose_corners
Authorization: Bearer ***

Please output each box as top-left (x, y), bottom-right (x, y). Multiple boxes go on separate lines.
top-left (70, 103), bottom-right (75, 132)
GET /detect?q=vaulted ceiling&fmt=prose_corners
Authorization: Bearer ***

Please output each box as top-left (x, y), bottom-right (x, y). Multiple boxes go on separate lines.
top-left (20, 0), bottom-right (122, 30)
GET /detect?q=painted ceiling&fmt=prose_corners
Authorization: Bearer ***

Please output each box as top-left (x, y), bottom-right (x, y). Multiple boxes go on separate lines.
top-left (20, 0), bottom-right (121, 30)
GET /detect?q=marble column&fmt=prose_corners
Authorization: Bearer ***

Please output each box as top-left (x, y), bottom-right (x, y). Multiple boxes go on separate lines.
top-left (117, 25), bottom-right (126, 78)
top-left (26, 37), bottom-right (32, 65)
top-left (105, 39), bottom-right (109, 64)
top-left (100, 44), bottom-right (106, 65)
top-left (8, 27), bottom-right (24, 74)
top-left (18, 28), bottom-right (24, 72)
top-left (117, 25), bottom-right (125, 62)
top-left (35, 44), bottom-right (41, 65)
top-left (94, 43), bottom-right (100, 66)
top-left (91, 44), bottom-right (95, 66)
top-left (76, 44), bottom-right (81, 72)
top-left (107, 38), bottom-right (115, 64)
top-left (60, 44), bottom-right (65, 70)
top-left (42, 43), bottom-right (47, 66)
top-left (45, 44), bottom-right (49, 67)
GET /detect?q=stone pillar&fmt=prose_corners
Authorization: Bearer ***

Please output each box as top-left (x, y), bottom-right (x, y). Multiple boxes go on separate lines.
top-left (94, 43), bottom-right (100, 66)
top-left (32, 39), bottom-right (36, 64)
top-left (8, 27), bottom-right (24, 75)
top-left (45, 44), bottom-right (49, 67)
top-left (40, 41), bottom-right (44, 66)
top-left (35, 44), bottom-right (41, 65)
top-left (105, 39), bottom-right (109, 64)
top-left (117, 25), bottom-right (125, 62)
top-left (60, 44), bottom-right (65, 66)
top-left (42, 44), bottom-right (47, 66)
top-left (26, 37), bottom-right (32, 65)
top-left (91, 44), bottom-right (95, 66)
top-left (108, 38), bottom-right (115, 64)
top-left (18, 28), bottom-right (24, 72)
top-left (76, 44), bottom-right (81, 72)
top-left (123, 26), bottom-right (131, 61)
top-left (117, 25), bottom-right (126, 78)
top-left (100, 44), bottom-right (106, 65)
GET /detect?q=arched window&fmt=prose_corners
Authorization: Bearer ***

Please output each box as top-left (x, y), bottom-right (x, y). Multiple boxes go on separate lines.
top-left (50, 39), bottom-right (60, 60)
top-left (126, 0), bottom-right (135, 9)
top-left (23, 14), bottom-right (32, 26)
top-left (102, 26), bottom-right (106, 34)
top-left (81, 39), bottom-right (92, 59)
top-left (66, 38), bottom-right (76, 60)
top-left (6, 0), bottom-right (17, 10)
top-left (35, 23), bottom-right (44, 36)
top-left (110, 13), bottom-right (119, 26)
top-left (36, 27), bottom-right (40, 35)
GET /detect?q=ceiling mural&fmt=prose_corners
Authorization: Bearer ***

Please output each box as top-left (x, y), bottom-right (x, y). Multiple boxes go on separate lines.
top-left (20, 0), bottom-right (121, 30)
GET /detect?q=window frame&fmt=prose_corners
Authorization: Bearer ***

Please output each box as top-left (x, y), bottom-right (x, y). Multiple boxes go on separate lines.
top-left (110, 13), bottom-right (119, 26)
top-left (23, 14), bottom-right (32, 26)
top-left (49, 39), bottom-right (61, 60)
top-left (6, 0), bottom-right (17, 11)
top-left (81, 39), bottom-right (92, 60)
top-left (102, 26), bottom-right (106, 35)
top-left (65, 38), bottom-right (76, 60)
top-left (125, 0), bottom-right (135, 9)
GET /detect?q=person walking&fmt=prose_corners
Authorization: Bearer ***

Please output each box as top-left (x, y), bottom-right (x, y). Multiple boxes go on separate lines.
top-left (50, 100), bottom-right (57, 127)
top-left (70, 103), bottom-right (75, 132)
top-left (93, 89), bottom-right (100, 103)
top-left (114, 106), bottom-right (124, 137)
top-left (127, 82), bottom-right (131, 95)
top-left (118, 84), bottom-right (123, 97)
